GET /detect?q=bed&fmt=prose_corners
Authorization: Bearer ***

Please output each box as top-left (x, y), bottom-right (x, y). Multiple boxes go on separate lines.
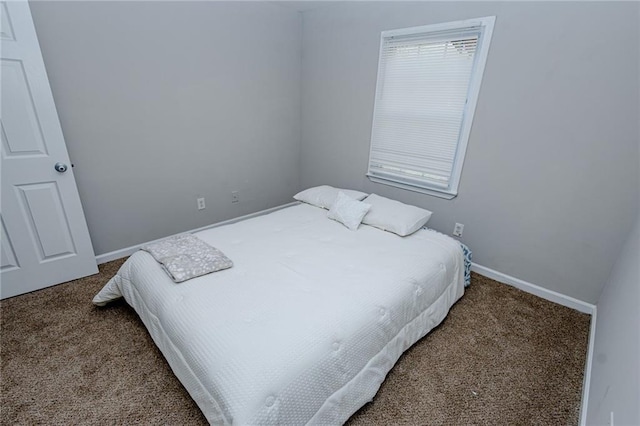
top-left (94, 200), bottom-right (465, 425)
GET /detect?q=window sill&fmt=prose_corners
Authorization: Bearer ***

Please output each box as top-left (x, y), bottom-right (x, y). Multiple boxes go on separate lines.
top-left (367, 175), bottom-right (458, 200)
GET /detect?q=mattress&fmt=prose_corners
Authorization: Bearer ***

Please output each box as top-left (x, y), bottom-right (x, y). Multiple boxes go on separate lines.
top-left (94, 203), bottom-right (465, 425)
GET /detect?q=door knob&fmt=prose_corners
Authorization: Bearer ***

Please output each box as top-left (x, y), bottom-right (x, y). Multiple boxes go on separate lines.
top-left (54, 162), bottom-right (68, 173)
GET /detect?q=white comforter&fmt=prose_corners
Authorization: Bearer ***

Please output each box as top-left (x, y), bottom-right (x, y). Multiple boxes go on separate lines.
top-left (94, 203), bottom-right (465, 425)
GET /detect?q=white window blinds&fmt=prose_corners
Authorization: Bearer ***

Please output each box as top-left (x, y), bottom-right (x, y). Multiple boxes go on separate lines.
top-left (367, 17), bottom-right (495, 198)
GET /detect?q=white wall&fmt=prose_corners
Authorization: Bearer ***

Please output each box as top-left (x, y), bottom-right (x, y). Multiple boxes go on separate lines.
top-left (300, 1), bottom-right (640, 303)
top-left (587, 214), bottom-right (640, 426)
top-left (30, 1), bottom-right (302, 255)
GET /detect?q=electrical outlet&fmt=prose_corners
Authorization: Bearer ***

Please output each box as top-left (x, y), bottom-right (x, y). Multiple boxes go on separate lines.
top-left (197, 197), bottom-right (206, 210)
top-left (231, 191), bottom-right (239, 204)
top-left (453, 223), bottom-right (464, 237)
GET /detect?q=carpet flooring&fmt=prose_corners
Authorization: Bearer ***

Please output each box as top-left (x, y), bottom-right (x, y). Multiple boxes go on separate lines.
top-left (1, 259), bottom-right (590, 425)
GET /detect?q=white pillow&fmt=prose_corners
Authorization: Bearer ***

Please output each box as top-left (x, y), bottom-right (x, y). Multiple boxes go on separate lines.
top-left (327, 192), bottom-right (371, 231)
top-left (362, 194), bottom-right (433, 236)
top-left (294, 185), bottom-right (368, 209)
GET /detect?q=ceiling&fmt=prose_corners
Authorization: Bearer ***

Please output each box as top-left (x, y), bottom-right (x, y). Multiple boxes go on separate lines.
top-left (269, 1), bottom-right (343, 12)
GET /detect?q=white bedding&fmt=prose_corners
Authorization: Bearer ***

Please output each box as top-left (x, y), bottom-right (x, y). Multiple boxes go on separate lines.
top-left (94, 203), bottom-right (465, 425)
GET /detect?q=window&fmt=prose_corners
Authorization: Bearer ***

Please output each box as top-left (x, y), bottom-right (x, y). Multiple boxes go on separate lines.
top-left (367, 17), bottom-right (495, 199)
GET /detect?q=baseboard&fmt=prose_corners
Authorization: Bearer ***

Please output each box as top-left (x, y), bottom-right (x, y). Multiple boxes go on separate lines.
top-left (471, 263), bottom-right (597, 425)
top-left (471, 263), bottom-right (596, 315)
top-left (95, 202), bottom-right (299, 265)
top-left (96, 213), bottom-right (597, 421)
top-left (579, 307), bottom-right (597, 426)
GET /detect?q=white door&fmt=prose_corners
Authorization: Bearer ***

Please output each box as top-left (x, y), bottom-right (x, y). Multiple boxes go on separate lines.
top-left (0, 0), bottom-right (98, 299)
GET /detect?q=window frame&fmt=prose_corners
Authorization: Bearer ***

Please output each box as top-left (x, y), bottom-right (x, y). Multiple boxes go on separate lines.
top-left (367, 16), bottom-right (496, 199)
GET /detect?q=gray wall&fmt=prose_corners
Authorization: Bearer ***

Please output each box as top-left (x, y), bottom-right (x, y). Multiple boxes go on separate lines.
top-left (587, 213), bottom-right (640, 425)
top-left (300, 1), bottom-right (640, 303)
top-left (30, 1), bottom-right (302, 255)
top-left (30, 1), bottom-right (638, 304)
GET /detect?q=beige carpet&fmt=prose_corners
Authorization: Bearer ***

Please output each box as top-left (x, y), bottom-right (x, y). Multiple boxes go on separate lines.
top-left (1, 260), bottom-right (590, 425)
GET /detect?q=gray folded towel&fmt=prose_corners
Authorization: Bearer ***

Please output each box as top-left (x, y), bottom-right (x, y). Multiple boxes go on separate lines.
top-left (141, 234), bottom-right (233, 283)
